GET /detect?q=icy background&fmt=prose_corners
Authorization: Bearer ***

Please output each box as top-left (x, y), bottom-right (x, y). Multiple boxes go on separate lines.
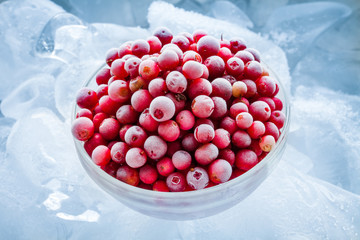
top-left (0, 0), bottom-right (359, 239)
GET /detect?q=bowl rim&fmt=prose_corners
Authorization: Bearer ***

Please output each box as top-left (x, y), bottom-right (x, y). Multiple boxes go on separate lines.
top-left (72, 62), bottom-right (291, 199)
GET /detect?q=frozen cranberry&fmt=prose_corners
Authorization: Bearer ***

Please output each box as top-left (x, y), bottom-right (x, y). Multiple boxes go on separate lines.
top-left (191, 95), bottom-right (214, 118)
top-left (197, 35), bottom-right (220, 59)
top-left (229, 102), bottom-right (248, 119)
top-left (148, 77), bottom-right (168, 97)
top-left (153, 180), bottom-right (170, 192)
top-left (157, 157), bottom-right (175, 177)
top-left (232, 130), bottom-right (252, 148)
top-left (76, 87), bottom-right (98, 110)
top-left (259, 135), bottom-right (276, 152)
top-left (139, 164), bottom-right (158, 185)
top-left (208, 159), bottom-right (232, 184)
top-left (220, 116), bottom-right (237, 135)
top-left (172, 150), bottom-right (192, 170)
top-left (256, 76), bottom-right (276, 97)
top-left (84, 133), bottom-right (107, 156)
top-left (105, 48), bottom-right (119, 67)
top-left (124, 126), bottom-right (147, 147)
top-left (195, 143), bottom-right (219, 165)
top-left (217, 47), bottom-right (233, 63)
top-left (194, 124), bottom-right (215, 143)
top-left (96, 68), bottom-right (112, 85)
top-left (176, 110), bottom-right (195, 130)
top-left (149, 96), bottom-right (176, 122)
top-left (218, 148), bottom-right (236, 166)
top-left (166, 172), bottom-right (186, 192)
top-left (125, 147), bottom-right (147, 168)
top-left (187, 78), bottom-right (212, 99)
top-left (212, 128), bottom-right (231, 149)
top-left (143, 135), bottom-right (167, 160)
top-left (171, 35), bottom-right (190, 52)
top-left (153, 26), bottom-right (173, 45)
top-left (211, 96), bottom-right (227, 119)
top-left (116, 105), bottom-right (139, 124)
top-left (269, 110), bottom-right (286, 129)
top-left (139, 108), bottom-right (159, 132)
top-left (247, 120), bottom-right (266, 139)
top-left (187, 167), bottom-right (209, 190)
top-left (235, 112), bottom-right (253, 129)
top-left (157, 49), bottom-right (180, 70)
top-left (99, 118), bottom-right (121, 141)
top-left (211, 77), bottom-right (232, 101)
top-left (183, 50), bottom-right (202, 63)
top-left (234, 50), bottom-right (254, 64)
top-left (118, 42), bottom-right (132, 58)
top-left (108, 80), bottom-right (131, 103)
top-left (249, 100), bottom-right (271, 122)
top-left (110, 141), bottom-right (129, 164)
top-left (116, 165), bottom-right (140, 186)
top-left (131, 39), bottom-right (150, 58)
top-left (92, 145), bottom-right (111, 166)
top-left (158, 120), bottom-right (180, 142)
top-left (235, 149), bottom-right (258, 171)
top-left (204, 56), bottom-right (225, 80)
top-left (110, 59), bottom-right (128, 79)
top-left (131, 89), bottom-right (153, 112)
top-left (181, 133), bottom-right (200, 152)
top-left (138, 59), bottom-right (160, 81)
top-left (72, 117), bottom-right (94, 141)
top-left (166, 71), bottom-right (187, 93)
top-left (244, 61), bottom-right (263, 80)
top-left (229, 37), bottom-right (247, 53)
top-left (147, 36), bottom-right (162, 54)
top-left (76, 108), bottom-right (93, 120)
top-left (232, 81), bottom-right (247, 98)
top-left (182, 61), bottom-right (204, 80)
top-left (226, 57), bottom-right (244, 77)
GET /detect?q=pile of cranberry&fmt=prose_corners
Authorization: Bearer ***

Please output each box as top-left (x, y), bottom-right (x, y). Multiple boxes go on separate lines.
top-left (71, 27), bottom-right (286, 192)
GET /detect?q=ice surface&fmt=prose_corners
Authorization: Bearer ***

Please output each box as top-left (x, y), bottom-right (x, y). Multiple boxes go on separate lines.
top-left (177, 161), bottom-right (360, 239)
top-left (262, 2), bottom-right (352, 69)
top-left (1, 0), bottom-right (360, 238)
top-left (291, 9), bottom-right (360, 95)
top-left (209, 1), bottom-right (253, 29)
top-left (289, 85), bottom-right (360, 194)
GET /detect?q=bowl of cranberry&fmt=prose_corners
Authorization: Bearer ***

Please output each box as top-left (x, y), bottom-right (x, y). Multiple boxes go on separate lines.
top-left (71, 27), bottom-right (290, 220)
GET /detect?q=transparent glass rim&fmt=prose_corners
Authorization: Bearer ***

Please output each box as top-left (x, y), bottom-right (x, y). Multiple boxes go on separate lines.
top-left (71, 62), bottom-right (291, 200)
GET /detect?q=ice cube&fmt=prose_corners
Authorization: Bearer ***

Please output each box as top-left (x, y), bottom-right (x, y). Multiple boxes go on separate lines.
top-left (261, 2), bottom-right (352, 69)
top-left (0, 0), bottom-right (64, 100)
top-left (35, 12), bottom-right (84, 56)
top-left (0, 74), bottom-right (59, 120)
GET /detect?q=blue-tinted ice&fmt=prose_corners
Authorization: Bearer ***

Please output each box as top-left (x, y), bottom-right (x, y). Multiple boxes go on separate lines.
top-left (0, 0), bottom-right (359, 239)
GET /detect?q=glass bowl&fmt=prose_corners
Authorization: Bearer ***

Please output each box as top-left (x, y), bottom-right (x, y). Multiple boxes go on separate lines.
top-left (72, 63), bottom-right (291, 221)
